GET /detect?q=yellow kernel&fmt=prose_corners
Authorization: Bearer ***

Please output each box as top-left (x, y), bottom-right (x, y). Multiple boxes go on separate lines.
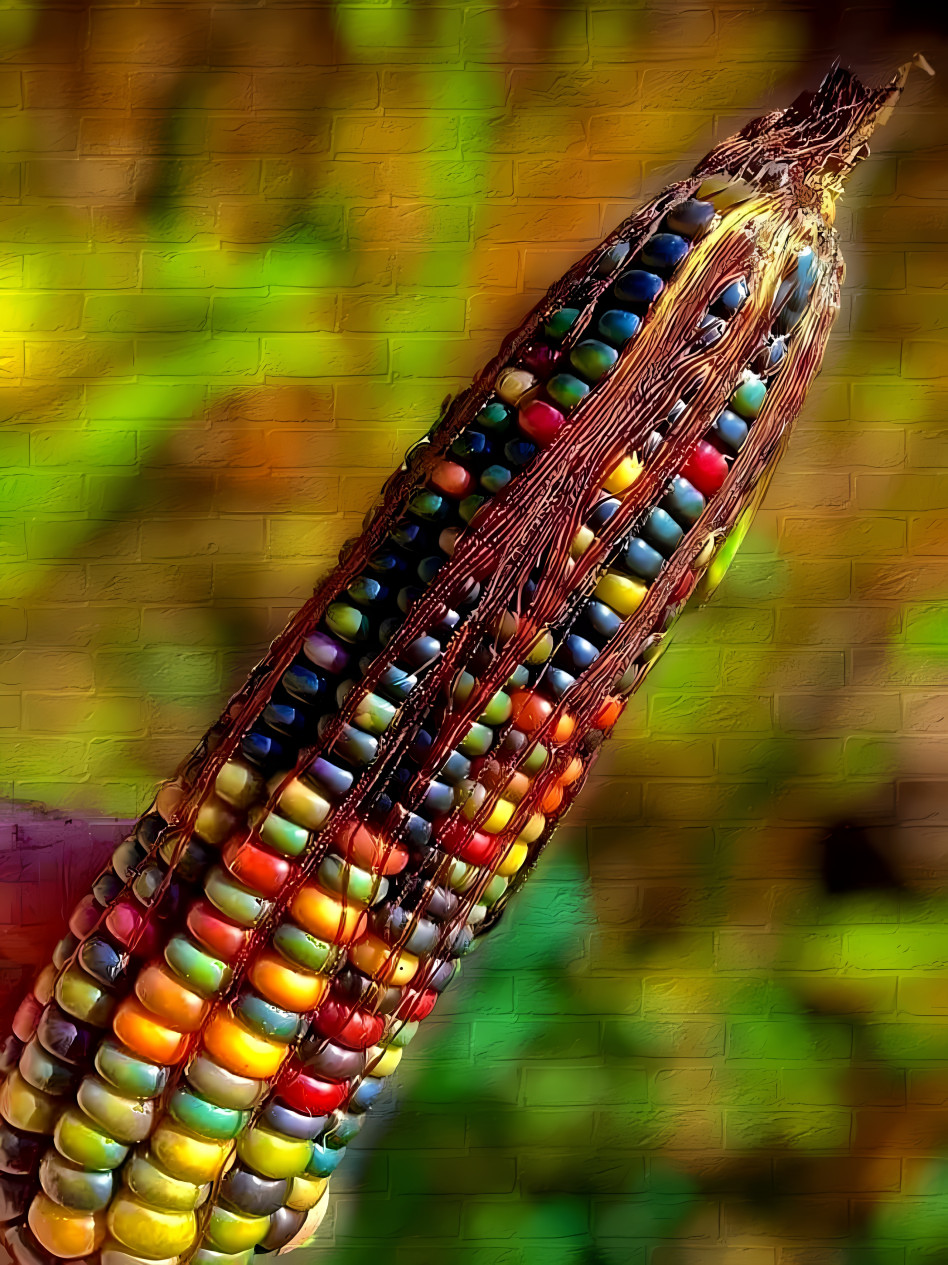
top-left (602, 453), bottom-right (643, 495)
top-left (593, 571), bottom-right (647, 618)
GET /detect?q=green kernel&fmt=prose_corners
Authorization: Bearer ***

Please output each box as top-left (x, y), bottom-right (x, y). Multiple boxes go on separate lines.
top-left (546, 373), bottom-right (590, 410)
top-left (272, 922), bottom-right (334, 974)
top-left (543, 308), bottom-right (580, 340)
top-left (169, 1088), bottom-right (247, 1141)
top-left (96, 1040), bottom-right (168, 1099)
top-left (165, 935), bottom-right (231, 999)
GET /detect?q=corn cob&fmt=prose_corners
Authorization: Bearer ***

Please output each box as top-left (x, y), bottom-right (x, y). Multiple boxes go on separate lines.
top-left (0, 62), bottom-right (914, 1265)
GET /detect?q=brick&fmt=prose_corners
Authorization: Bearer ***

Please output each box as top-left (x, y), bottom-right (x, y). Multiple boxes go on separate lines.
top-left (349, 203), bottom-right (471, 245)
top-left (334, 112), bottom-right (459, 155)
top-left (780, 515), bottom-right (906, 556)
top-left (789, 423), bottom-right (905, 470)
top-left (391, 334), bottom-right (493, 379)
top-left (378, 156), bottom-right (514, 200)
top-left (903, 341), bottom-right (948, 378)
top-left (391, 1154), bottom-right (517, 1196)
top-left (647, 692), bottom-right (772, 734)
top-left (591, 9), bottom-right (715, 56)
top-left (907, 250), bottom-right (948, 288)
top-left (394, 246), bottom-right (517, 290)
top-left (853, 293), bottom-right (948, 335)
top-left (261, 334), bottom-right (386, 377)
top-left (335, 6), bottom-right (461, 62)
top-left (22, 68), bottom-right (128, 111)
top-left (381, 68), bottom-right (498, 109)
top-left (0, 294), bottom-right (81, 332)
top-left (474, 201), bottom-right (600, 243)
top-left (140, 249), bottom-right (263, 290)
top-left (214, 475), bottom-right (337, 515)
top-left (211, 294), bottom-right (335, 333)
top-left (0, 206), bottom-right (91, 244)
top-left (729, 1021), bottom-right (852, 1061)
top-left (589, 112), bottom-right (715, 156)
top-left (907, 424), bottom-right (948, 466)
top-left (339, 293), bottom-right (465, 333)
top-left (89, 7), bottom-right (209, 63)
top-left (83, 295), bottom-right (209, 334)
top-left (25, 251), bottom-right (138, 290)
top-left (26, 159), bottom-right (136, 200)
top-left (855, 474), bottom-right (948, 513)
top-left (856, 205), bottom-right (948, 243)
top-left (31, 429), bottom-right (137, 468)
top-left (80, 115), bottom-right (207, 158)
top-left (210, 115), bottom-right (331, 156)
top-left (130, 69), bottom-right (252, 111)
top-left (644, 781), bottom-right (770, 823)
top-left (140, 518), bottom-right (265, 560)
top-left (133, 334), bottom-right (259, 379)
top-left (514, 158), bottom-right (641, 200)
top-left (266, 427), bottom-right (396, 469)
top-left (84, 563), bottom-right (212, 604)
top-left (822, 336), bottom-right (902, 377)
top-left (459, 110), bottom-right (586, 155)
top-left (462, 7), bottom-right (588, 64)
top-left (254, 67), bottom-right (378, 110)
top-left (267, 514), bottom-right (347, 560)
top-left (595, 1107), bottom-right (723, 1150)
top-left (763, 470), bottom-right (852, 510)
top-left (725, 1110), bottom-right (851, 1151)
top-left (212, 562), bottom-right (319, 601)
top-left (262, 156), bottom-right (383, 203)
top-left (154, 158), bottom-right (261, 197)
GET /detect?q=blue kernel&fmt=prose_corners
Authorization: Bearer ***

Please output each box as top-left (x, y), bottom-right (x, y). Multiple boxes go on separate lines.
top-left (545, 667), bottom-right (577, 699)
top-left (262, 702), bottom-right (308, 736)
top-left (374, 663), bottom-right (418, 702)
top-left (308, 757), bottom-right (353, 799)
top-left (439, 749), bottom-right (471, 785)
top-left (347, 575), bottom-right (388, 606)
top-left (504, 439), bottom-right (537, 467)
top-left (452, 430), bottom-right (492, 461)
top-left (615, 269), bottom-right (664, 307)
top-left (640, 233), bottom-right (689, 272)
top-left (620, 537), bottom-right (664, 582)
top-left (389, 521), bottom-right (430, 552)
top-left (662, 476), bottom-right (706, 527)
top-left (557, 633), bottom-right (600, 674)
top-left (664, 198), bottom-right (715, 239)
top-left (597, 241), bottom-right (631, 276)
top-left (715, 277), bottom-right (749, 317)
top-left (711, 408), bottom-right (748, 454)
top-left (282, 665), bottom-right (329, 707)
top-left (419, 780), bottom-right (454, 818)
top-left (417, 555), bottom-right (442, 585)
top-left (597, 308), bottom-right (641, 346)
top-left (642, 507), bottom-right (684, 557)
top-left (368, 551), bottom-right (409, 579)
top-left (582, 599), bottom-right (623, 642)
top-left (241, 730), bottom-right (285, 768)
top-left (588, 496), bottom-right (621, 532)
top-left (480, 464), bottom-right (512, 493)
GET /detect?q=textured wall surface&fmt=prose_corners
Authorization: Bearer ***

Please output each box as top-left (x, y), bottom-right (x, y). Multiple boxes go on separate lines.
top-left (3, 1), bottom-right (948, 1262)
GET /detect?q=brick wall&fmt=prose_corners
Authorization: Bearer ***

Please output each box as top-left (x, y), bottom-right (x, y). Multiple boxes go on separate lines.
top-left (3, 2), bottom-right (948, 1261)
